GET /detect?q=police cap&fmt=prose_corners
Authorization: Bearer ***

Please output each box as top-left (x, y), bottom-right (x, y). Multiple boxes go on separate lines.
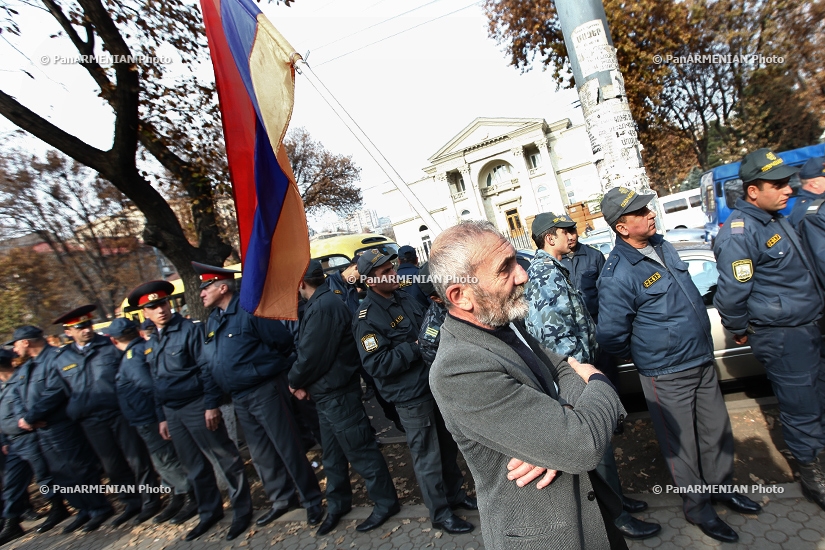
top-left (357, 249), bottom-right (397, 277)
top-left (531, 212), bottom-right (576, 238)
top-left (4, 325), bottom-right (44, 346)
top-left (739, 148), bottom-right (799, 183)
top-left (140, 319), bottom-right (155, 331)
top-left (304, 260), bottom-right (324, 280)
top-left (601, 187), bottom-right (655, 226)
top-left (0, 348), bottom-right (15, 366)
top-left (128, 280), bottom-right (175, 309)
top-left (191, 261), bottom-right (240, 289)
top-left (799, 156), bottom-right (825, 181)
top-left (53, 305), bottom-right (96, 328)
top-left (398, 245), bottom-right (417, 262)
top-left (105, 317), bottom-right (138, 338)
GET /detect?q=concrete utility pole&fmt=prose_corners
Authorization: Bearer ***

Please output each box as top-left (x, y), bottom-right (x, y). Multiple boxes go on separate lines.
top-left (555, 0), bottom-right (663, 222)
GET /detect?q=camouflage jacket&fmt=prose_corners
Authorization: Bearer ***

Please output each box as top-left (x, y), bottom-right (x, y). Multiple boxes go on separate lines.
top-left (418, 300), bottom-right (446, 367)
top-left (525, 249), bottom-right (598, 363)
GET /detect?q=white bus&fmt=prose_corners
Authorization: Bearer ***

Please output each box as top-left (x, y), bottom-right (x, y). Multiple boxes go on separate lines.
top-left (660, 188), bottom-right (706, 231)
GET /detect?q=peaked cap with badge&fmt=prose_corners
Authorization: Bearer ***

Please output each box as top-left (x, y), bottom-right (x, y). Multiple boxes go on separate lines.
top-left (600, 187), bottom-right (656, 226)
top-left (127, 280), bottom-right (175, 309)
top-left (191, 261), bottom-right (240, 289)
top-left (531, 212), bottom-right (577, 238)
top-left (53, 304), bottom-right (97, 328)
top-left (739, 148), bottom-right (800, 183)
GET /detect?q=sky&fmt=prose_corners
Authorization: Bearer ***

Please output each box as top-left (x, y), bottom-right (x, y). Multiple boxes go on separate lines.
top-left (1, 0), bottom-right (583, 228)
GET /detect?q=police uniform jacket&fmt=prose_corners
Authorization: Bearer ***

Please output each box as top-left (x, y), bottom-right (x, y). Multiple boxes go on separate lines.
top-left (326, 270), bottom-right (360, 315)
top-left (596, 234), bottom-right (714, 377)
top-left (559, 242), bottom-right (607, 322)
top-left (289, 281), bottom-right (361, 399)
top-left (146, 313), bottom-right (220, 418)
top-left (713, 198), bottom-right (823, 335)
top-left (352, 288), bottom-right (429, 404)
top-left (115, 337), bottom-right (158, 427)
top-left (418, 301), bottom-right (446, 368)
top-left (788, 189), bottom-right (825, 289)
top-left (202, 294), bottom-right (295, 398)
top-left (29, 334), bottom-right (122, 423)
top-left (396, 263), bottom-right (431, 311)
top-left (17, 345), bottom-right (69, 426)
top-left (0, 376), bottom-right (25, 439)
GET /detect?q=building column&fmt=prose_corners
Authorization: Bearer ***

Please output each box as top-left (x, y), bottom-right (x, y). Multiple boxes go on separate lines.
top-left (460, 164), bottom-right (486, 221)
top-left (438, 172), bottom-right (461, 224)
top-left (536, 137), bottom-right (566, 212)
top-left (511, 147), bottom-right (540, 218)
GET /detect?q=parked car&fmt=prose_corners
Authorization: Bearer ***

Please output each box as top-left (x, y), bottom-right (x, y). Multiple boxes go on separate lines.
top-left (579, 227), bottom-right (614, 257)
top-left (663, 227), bottom-right (709, 243)
top-left (514, 244), bottom-right (766, 394)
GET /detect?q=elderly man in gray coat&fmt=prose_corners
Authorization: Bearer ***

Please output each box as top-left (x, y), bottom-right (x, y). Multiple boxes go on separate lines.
top-left (428, 220), bottom-right (627, 550)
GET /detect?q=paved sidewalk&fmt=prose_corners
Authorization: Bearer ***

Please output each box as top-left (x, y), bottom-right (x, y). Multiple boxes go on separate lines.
top-left (4, 482), bottom-right (823, 549)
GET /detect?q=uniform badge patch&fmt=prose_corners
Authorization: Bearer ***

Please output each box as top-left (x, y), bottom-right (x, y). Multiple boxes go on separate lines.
top-left (731, 220), bottom-right (745, 235)
top-left (732, 259), bottom-right (753, 282)
top-left (62, 363), bottom-right (77, 372)
top-left (643, 272), bottom-right (662, 288)
top-left (144, 348), bottom-right (152, 355)
top-left (333, 289), bottom-right (342, 294)
top-left (766, 234), bottom-right (781, 248)
top-left (127, 350), bottom-right (133, 360)
top-left (424, 326), bottom-right (439, 339)
top-left (361, 334), bottom-right (379, 352)
top-left (358, 309), bottom-right (368, 319)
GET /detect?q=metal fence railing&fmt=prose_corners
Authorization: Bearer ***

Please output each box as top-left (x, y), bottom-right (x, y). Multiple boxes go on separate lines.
top-left (506, 232), bottom-right (534, 251)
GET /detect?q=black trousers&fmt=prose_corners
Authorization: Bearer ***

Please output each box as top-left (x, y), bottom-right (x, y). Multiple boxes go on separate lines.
top-left (233, 375), bottom-right (322, 510)
top-left (1, 445), bottom-right (33, 519)
top-left (395, 396), bottom-right (466, 523)
top-left (639, 364), bottom-right (734, 523)
top-left (164, 397), bottom-right (252, 521)
top-left (37, 420), bottom-right (112, 517)
top-left (10, 433), bottom-right (55, 500)
top-left (81, 413), bottom-right (159, 508)
top-left (316, 388), bottom-right (398, 515)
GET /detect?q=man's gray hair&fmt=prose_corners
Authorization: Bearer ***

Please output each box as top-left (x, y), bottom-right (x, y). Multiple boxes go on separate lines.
top-left (429, 220), bottom-right (504, 306)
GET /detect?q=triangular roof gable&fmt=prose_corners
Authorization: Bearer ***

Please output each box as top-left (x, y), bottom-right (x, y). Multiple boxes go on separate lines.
top-left (428, 117), bottom-right (545, 163)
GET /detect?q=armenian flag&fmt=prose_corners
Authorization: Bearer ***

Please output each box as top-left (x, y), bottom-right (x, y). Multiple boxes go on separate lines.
top-left (200, 0), bottom-right (308, 319)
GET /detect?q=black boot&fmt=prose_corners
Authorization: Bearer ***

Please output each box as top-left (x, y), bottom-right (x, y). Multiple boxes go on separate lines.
top-left (799, 461), bottom-right (825, 511)
top-left (154, 493), bottom-right (186, 524)
top-left (37, 497), bottom-right (71, 533)
top-left (0, 519), bottom-right (24, 545)
top-left (169, 492), bottom-right (198, 525)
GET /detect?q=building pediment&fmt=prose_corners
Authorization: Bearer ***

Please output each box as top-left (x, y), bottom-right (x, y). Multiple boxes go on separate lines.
top-left (427, 117), bottom-right (547, 164)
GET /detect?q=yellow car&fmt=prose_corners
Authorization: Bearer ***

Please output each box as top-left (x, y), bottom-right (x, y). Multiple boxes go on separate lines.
top-left (310, 233), bottom-right (399, 272)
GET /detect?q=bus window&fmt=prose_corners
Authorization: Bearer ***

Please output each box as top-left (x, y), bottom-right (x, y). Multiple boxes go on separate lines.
top-left (689, 194), bottom-right (702, 208)
top-left (724, 179), bottom-right (743, 209)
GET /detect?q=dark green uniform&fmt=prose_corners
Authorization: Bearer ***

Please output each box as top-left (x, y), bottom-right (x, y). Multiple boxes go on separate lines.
top-left (352, 288), bottom-right (467, 523)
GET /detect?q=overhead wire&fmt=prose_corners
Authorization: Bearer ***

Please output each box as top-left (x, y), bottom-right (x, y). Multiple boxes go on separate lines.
top-left (315, 0), bottom-right (482, 67)
top-left (311, 0), bottom-right (444, 52)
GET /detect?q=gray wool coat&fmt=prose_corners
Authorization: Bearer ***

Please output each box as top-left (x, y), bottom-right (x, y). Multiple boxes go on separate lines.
top-left (430, 315), bottom-right (625, 550)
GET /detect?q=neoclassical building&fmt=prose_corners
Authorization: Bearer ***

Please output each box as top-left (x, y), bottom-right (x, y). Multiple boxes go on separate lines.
top-left (385, 117), bottom-right (601, 252)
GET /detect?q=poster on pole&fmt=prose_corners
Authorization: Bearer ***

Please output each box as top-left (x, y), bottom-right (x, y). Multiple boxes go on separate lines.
top-left (572, 20), bottom-right (619, 78)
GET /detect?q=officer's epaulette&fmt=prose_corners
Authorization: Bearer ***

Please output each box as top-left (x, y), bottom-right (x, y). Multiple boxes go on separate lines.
top-left (53, 346), bottom-right (68, 357)
top-left (358, 306), bottom-right (369, 319)
top-left (730, 218), bottom-right (745, 235)
top-left (805, 198), bottom-right (825, 217)
top-left (600, 253), bottom-right (620, 278)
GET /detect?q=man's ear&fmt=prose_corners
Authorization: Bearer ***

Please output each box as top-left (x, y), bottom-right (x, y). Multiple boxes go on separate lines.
top-left (445, 284), bottom-right (473, 312)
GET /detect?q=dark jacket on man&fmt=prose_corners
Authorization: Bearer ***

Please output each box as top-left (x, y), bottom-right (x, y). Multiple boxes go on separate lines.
top-left (115, 337), bottom-right (158, 427)
top-left (560, 242), bottom-right (606, 322)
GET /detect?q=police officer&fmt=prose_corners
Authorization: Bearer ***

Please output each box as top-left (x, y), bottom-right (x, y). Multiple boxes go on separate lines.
top-left (14, 325), bottom-right (113, 534)
top-left (353, 249), bottom-right (476, 534)
top-left (0, 348), bottom-right (32, 545)
top-left (290, 260), bottom-right (399, 535)
top-left (396, 245), bottom-right (431, 311)
top-left (130, 280), bottom-right (252, 541)
top-left (35, 306), bottom-right (160, 527)
top-left (415, 263), bottom-right (446, 368)
top-left (525, 212), bottom-right (660, 540)
top-left (193, 262), bottom-right (323, 534)
top-left (789, 156), bottom-right (825, 287)
top-left (326, 258), bottom-right (361, 315)
top-left (597, 187), bottom-right (760, 543)
top-left (559, 222), bottom-right (606, 323)
top-left (714, 149), bottom-right (825, 509)
top-left (105, 318), bottom-right (194, 525)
